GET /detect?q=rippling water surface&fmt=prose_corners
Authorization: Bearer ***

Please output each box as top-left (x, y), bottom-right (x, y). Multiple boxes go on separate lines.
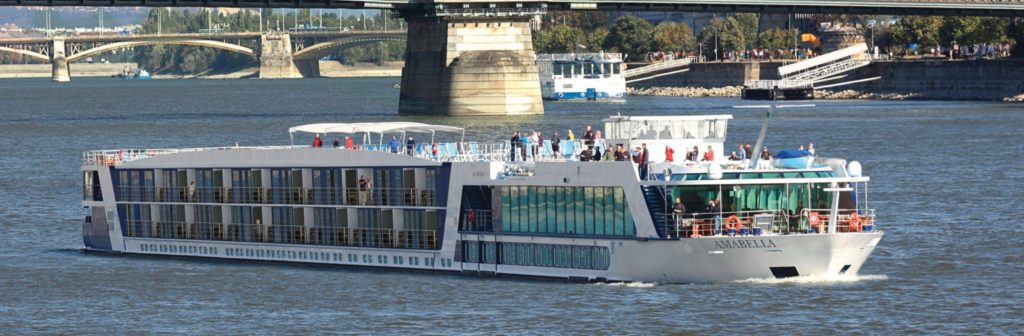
top-left (0, 77), bottom-right (1021, 334)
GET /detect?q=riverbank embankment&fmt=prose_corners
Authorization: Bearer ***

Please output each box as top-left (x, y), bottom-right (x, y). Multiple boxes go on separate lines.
top-left (628, 59), bottom-right (1024, 101)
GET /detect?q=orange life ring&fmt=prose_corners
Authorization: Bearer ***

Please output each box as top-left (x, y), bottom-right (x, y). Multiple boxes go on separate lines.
top-left (725, 215), bottom-right (743, 231)
top-left (848, 213), bottom-right (862, 232)
top-left (809, 211), bottom-right (823, 233)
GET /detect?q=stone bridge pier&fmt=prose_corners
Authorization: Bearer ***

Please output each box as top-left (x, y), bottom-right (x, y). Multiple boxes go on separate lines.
top-left (259, 33), bottom-right (302, 79)
top-left (399, 16), bottom-right (543, 115)
top-left (51, 38), bottom-right (70, 82)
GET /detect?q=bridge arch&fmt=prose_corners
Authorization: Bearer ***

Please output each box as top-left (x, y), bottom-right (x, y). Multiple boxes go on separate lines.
top-left (66, 39), bottom-right (255, 63)
top-left (292, 36), bottom-right (406, 60)
top-left (0, 46), bottom-right (50, 62)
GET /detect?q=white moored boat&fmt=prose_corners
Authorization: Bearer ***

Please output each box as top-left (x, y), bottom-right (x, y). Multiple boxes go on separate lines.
top-left (537, 53), bottom-right (626, 100)
top-left (80, 116), bottom-right (882, 283)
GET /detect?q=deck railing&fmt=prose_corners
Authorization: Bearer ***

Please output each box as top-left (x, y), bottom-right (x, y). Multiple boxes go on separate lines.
top-left (123, 220), bottom-right (438, 250)
top-left (659, 208), bottom-right (876, 238)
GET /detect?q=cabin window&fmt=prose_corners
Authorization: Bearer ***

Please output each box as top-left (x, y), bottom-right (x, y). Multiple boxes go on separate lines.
top-left (83, 171), bottom-right (102, 201)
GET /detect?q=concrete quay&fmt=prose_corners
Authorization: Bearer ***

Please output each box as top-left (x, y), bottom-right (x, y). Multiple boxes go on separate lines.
top-left (628, 59), bottom-right (1024, 101)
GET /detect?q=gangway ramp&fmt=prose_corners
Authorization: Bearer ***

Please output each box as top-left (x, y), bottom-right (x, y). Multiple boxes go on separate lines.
top-left (624, 56), bottom-right (695, 83)
top-left (776, 43), bottom-right (872, 83)
top-left (742, 43), bottom-right (876, 100)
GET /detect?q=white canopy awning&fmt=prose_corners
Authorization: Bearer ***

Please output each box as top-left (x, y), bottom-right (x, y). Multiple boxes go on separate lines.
top-left (289, 122), bottom-right (465, 145)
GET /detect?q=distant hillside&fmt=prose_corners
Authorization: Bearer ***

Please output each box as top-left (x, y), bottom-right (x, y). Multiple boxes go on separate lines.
top-left (0, 7), bottom-right (147, 28)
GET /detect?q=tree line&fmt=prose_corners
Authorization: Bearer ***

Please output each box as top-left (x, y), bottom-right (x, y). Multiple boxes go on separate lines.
top-left (533, 12), bottom-right (1021, 61)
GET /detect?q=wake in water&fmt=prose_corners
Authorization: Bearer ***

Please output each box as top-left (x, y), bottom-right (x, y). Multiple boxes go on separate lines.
top-left (595, 282), bottom-right (658, 288)
top-left (735, 274), bottom-right (888, 285)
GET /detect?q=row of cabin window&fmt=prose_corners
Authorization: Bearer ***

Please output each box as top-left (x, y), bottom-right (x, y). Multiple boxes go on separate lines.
top-left (119, 204), bottom-right (440, 248)
top-left (112, 167), bottom-right (437, 203)
top-left (462, 241), bottom-right (610, 270)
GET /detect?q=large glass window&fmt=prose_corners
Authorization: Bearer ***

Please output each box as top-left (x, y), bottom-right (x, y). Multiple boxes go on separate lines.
top-left (498, 186), bottom-right (635, 238)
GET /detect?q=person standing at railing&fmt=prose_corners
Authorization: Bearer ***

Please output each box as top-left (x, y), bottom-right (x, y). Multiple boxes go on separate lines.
top-left (332, 138), bottom-right (341, 148)
top-left (665, 145), bottom-right (674, 163)
top-left (529, 131), bottom-right (539, 160)
top-left (345, 136), bottom-right (354, 149)
top-left (551, 132), bottom-right (561, 158)
top-left (706, 199), bottom-right (722, 235)
top-left (406, 136), bottom-right (416, 156)
top-left (639, 143), bottom-right (650, 180)
top-left (387, 136), bottom-right (401, 153)
top-left (603, 145), bottom-right (615, 161)
top-left (518, 132), bottom-right (529, 161)
top-left (737, 144), bottom-right (747, 161)
top-left (509, 132), bottom-right (520, 162)
top-left (583, 125), bottom-right (594, 150)
top-left (702, 145), bottom-right (715, 162)
top-left (673, 197), bottom-right (687, 237)
top-left (312, 134), bottom-right (323, 148)
top-left (358, 175), bottom-right (370, 205)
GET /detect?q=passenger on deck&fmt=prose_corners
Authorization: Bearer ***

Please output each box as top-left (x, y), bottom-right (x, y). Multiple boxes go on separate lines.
top-left (760, 147), bottom-right (773, 160)
top-left (567, 129), bottom-right (576, 141)
top-left (706, 199), bottom-right (722, 235)
top-left (312, 134), bottom-right (323, 148)
top-left (387, 136), bottom-right (401, 153)
top-left (603, 146), bottom-right (614, 161)
top-left (583, 126), bottom-right (594, 150)
top-left (808, 143), bottom-right (816, 156)
top-left (673, 197), bottom-right (687, 235)
top-left (552, 132), bottom-right (561, 158)
top-left (332, 138), bottom-right (340, 148)
top-left (703, 145), bottom-right (715, 161)
top-left (510, 132), bottom-right (520, 161)
top-left (358, 175), bottom-right (372, 205)
top-left (737, 144), bottom-right (747, 161)
top-left (518, 132), bottom-right (529, 161)
top-left (594, 146), bottom-right (603, 161)
top-left (406, 137), bottom-right (416, 155)
top-left (728, 151), bottom-right (740, 161)
top-left (688, 146), bottom-right (699, 161)
top-left (345, 136), bottom-right (354, 149)
top-left (614, 144), bottom-right (627, 161)
top-left (665, 145), bottom-right (675, 162)
top-left (529, 131), bottom-right (540, 159)
top-left (579, 148), bottom-right (593, 161)
top-left (659, 125), bottom-right (673, 139)
top-left (639, 143), bottom-right (650, 180)
top-left (744, 144), bottom-right (753, 159)
top-left (432, 143), bottom-right (439, 157)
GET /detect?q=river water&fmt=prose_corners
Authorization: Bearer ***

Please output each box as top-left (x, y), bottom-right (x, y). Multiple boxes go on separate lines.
top-left (0, 77), bottom-right (1021, 334)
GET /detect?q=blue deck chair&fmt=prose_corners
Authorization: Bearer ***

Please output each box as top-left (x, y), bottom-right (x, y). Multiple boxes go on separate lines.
top-left (469, 142), bottom-right (480, 161)
top-left (438, 143), bottom-right (449, 160)
top-left (541, 140), bottom-right (553, 159)
top-left (562, 141), bottom-right (576, 160)
top-left (447, 143), bottom-right (459, 161)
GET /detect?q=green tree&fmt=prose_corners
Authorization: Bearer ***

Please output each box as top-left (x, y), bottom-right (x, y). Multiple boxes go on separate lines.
top-left (757, 28), bottom-right (798, 51)
top-left (890, 16), bottom-right (943, 49)
top-left (604, 15), bottom-right (654, 59)
top-left (534, 24), bottom-right (584, 53)
top-left (652, 22), bottom-right (696, 51)
top-left (730, 13), bottom-right (760, 49)
top-left (584, 27), bottom-right (610, 52)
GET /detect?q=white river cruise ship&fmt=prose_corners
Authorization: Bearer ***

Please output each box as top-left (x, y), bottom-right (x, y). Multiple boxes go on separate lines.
top-left (80, 115), bottom-right (882, 283)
